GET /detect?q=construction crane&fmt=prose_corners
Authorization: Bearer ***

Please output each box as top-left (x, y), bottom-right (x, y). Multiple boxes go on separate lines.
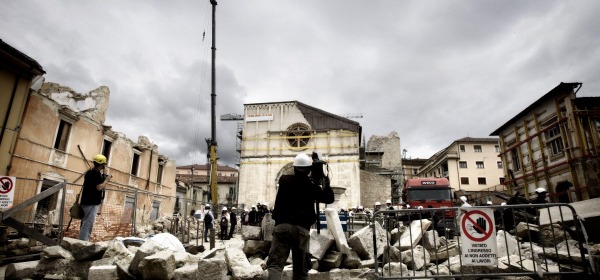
top-left (208, 0), bottom-right (218, 207)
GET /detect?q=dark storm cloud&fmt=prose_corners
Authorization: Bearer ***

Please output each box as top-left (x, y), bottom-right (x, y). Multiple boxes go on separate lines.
top-left (2, 0), bottom-right (599, 165)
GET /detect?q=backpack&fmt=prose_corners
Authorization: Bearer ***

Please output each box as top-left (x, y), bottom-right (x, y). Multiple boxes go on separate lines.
top-left (220, 215), bottom-right (228, 227)
top-left (204, 212), bottom-right (213, 224)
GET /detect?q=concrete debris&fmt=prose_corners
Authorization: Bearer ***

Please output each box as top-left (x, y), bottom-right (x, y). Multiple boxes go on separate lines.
top-left (348, 221), bottom-right (387, 260)
top-left (400, 245), bottom-right (430, 270)
top-left (496, 230), bottom-right (519, 258)
top-left (243, 240), bottom-right (271, 256)
top-left (242, 225), bottom-right (262, 240)
top-left (422, 230), bottom-right (440, 250)
top-left (325, 208), bottom-right (352, 254)
top-left (321, 250), bottom-right (344, 269)
top-left (397, 219), bottom-right (432, 250)
top-left (261, 213), bottom-right (276, 242)
top-left (515, 222), bottom-right (540, 240)
top-left (4, 260), bottom-right (38, 280)
top-left (539, 223), bottom-right (570, 247)
top-left (138, 250), bottom-right (176, 280)
top-left (309, 228), bottom-right (335, 260)
top-left (3, 217), bottom-right (593, 279)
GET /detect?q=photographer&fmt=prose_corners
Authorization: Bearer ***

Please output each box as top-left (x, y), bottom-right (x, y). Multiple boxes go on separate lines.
top-left (266, 153), bottom-right (334, 280)
top-left (79, 154), bottom-right (112, 241)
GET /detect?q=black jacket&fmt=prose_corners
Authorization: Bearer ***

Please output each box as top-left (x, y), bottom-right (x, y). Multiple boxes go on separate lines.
top-left (272, 173), bottom-right (334, 230)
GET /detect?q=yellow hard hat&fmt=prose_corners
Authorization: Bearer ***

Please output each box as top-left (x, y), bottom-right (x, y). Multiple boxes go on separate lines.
top-left (93, 154), bottom-right (107, 164)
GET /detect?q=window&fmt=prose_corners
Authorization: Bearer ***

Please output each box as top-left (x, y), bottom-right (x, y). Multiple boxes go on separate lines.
top-left (53, 120), bottom-right (72, 151)
top-left (102, 139), bottom-right (112, 160)
top-left (497, 161), bottom-right (503, 168)
top-left (286, 123), bottom-right (311, 149)
top-left (460, 177), bottom-right (469, 184)
top-left (545, 126), bottom-right (564, 156)
top-left (478, 177), bottom-right (487, 185)
top-left (495, 145), bottom-right (500, 153)
top-left (499, 177), bottom-right (505, 184)
top-left (459, 145), bottom-right (465, 152)
top-left (474, 145), bottom-right (482, 152)
top-left (131, 151), bottom-right (141, 176)
top-left (511, 149), bottom-right (521, 171)
top-left (217, 172), bottom-right (222, 176)
top-left (459, 161), bottom-right (467, 168)
top-left (412, 168), bottom-right (418, 175)
top-left (157, 163), bottom-right (164, 184)
top-left (476, 161), bottom-right (484, 169)
top-left (150, 201), bottom-right (160, 221)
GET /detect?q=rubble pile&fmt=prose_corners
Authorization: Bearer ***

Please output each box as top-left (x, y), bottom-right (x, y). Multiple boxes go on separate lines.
top-left (0, 237), bottom-right (45, 260)
top-left (3, 214), bottom-right (597, 279)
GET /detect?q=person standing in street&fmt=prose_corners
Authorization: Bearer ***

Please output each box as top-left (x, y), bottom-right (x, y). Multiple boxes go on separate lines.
top-left (203, 204), bottom-right (214, 242)
top-left (229, 207), bottom-right (238, 239)
top-left (248, 205), bottom-right (258, 226)
top-left (267, 153), bottom-right (334, 280)
top-left (219, 207), bottom-right (230, 240)
top-left (79, 154), bottom-right (112, 241)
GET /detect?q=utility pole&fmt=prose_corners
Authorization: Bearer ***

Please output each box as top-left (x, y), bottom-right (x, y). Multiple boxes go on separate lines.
top-left (209, 0), bottom-right (219, 207)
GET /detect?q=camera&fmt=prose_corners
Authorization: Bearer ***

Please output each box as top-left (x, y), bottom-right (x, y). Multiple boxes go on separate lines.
top-left (311, 152), bottom-right (327, 183)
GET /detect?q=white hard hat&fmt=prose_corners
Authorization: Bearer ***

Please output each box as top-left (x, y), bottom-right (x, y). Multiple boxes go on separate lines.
top-left (251, 205), bottom-right (256, 209)
top-left (501, 202), bottom-right (507, 206)
top-left (385, 200), bottom-right (392, 204)
top-left (535, 187), bottom-right (548, 194)
top-left (406, 204), bottom-right (410, 208)
top-left (460, 196), bottom-right (467, 203)
top-left (231, 207), bottom-right (236, 210)
top-left (417, 206), bottom-right (423, 209)
top-left (486, 201), bottom-right (493, 205)
top-left (205, 204), bottom-right (211, 208)
top-left (357, 205), bottom-right (364, 210)
top-left (244, 208), bottom-right (248, 212)
top-left (293, 153), bottom-right (312, 167)
top-left (375, 202), bottom-right (381, 206)
top-left (222, 207), bottom-right (227, 211)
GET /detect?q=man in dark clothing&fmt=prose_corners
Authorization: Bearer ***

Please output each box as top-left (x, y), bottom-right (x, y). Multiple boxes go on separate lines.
top-left (79, 154), bottom-right (112, 241)
top-left (531, 187), bottom-right (549, 204)
top-left (203, 204), bottom-right (214, 242)
top-left (229, 207), bottom-right (238, 238)
top-left (267, 153), bottom-right (334, 280)
top-left (240, 208), bottom-right (249, 226)
top-left (248, 205), bottom-right (258, 226)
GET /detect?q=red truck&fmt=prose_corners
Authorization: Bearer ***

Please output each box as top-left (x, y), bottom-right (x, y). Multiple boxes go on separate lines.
top-left (402, 178), bottom-right (456, 236)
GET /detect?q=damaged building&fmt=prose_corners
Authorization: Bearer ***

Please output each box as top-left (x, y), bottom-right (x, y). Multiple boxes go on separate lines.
top-left (491, 82), bottom-right (600, 202)
top-left (236, 101), bottom-right (361, 209)
top-left (7, 80), bottom-right (177, 241)
top-left (360, 132), bottom-right (402, 207)
top-left (1, 40), bottom-right (177, 242)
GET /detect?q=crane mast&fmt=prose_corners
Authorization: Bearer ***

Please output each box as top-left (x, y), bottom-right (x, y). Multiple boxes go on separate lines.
top-left (209, 0), bottom-right (218, 206)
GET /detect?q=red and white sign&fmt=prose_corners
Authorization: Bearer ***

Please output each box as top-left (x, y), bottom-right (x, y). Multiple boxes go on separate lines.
top-left (0, 176), bottom-right (16, 210)
top-left (459, 207), bottom-right (498, 266)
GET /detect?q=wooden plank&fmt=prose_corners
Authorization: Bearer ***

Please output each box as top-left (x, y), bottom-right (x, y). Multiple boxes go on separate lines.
top-left (0, 182), bottom-right (64, 221)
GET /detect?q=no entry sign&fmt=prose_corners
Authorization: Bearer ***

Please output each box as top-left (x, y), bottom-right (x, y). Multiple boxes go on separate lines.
top-left (0, 176), bottom-right (15, 210)
top-left (459, 207), bottom-right (498, 266)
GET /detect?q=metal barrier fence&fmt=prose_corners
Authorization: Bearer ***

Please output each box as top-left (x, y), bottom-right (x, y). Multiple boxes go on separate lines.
top-left (0, 176), bottom-right (248, 245)
top-left (371, 204), bottom-right (593, 279)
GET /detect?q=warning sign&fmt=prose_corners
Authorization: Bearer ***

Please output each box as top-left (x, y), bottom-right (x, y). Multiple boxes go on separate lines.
top-left (459, 208), bottom-right (498, 266)
top-left (0, 176), bottom-right (15, 210)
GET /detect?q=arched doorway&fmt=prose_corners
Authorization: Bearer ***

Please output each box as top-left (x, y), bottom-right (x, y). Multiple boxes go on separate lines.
top-left (555, 181), bottom-right (573, 203)
top-left (274, 163), bottom-right (294, 192)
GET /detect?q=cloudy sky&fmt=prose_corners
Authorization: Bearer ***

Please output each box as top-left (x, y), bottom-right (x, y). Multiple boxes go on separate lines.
top-left (2, 1), bottom-right (599, 167)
